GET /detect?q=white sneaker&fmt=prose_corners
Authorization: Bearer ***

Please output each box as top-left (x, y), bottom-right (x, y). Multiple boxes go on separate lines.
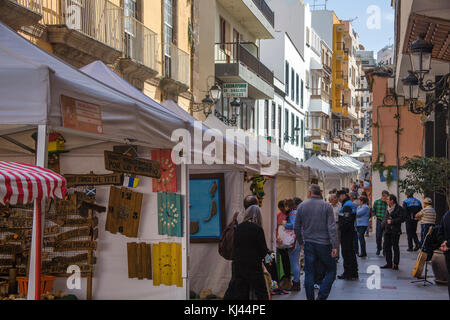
top-left (314, 284), bottom-right (320, 289)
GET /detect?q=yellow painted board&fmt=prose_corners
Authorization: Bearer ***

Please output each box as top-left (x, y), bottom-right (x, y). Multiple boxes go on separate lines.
top-left (152, 242), bottom-right (182, 287)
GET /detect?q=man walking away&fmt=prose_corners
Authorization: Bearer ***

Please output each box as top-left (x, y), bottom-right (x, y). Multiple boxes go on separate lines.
top-left (373, 191), bottom-right (390, 255)
top-left (337, 190), bottom-right (358, 280)
top-left (402, 193), bottom-right (422, 251)
top-left (415, 197), bottom-right (437, 247)
top-left (237, 195), bottom-right (259, 224)
top-left (294, 185), bottom-right (338, 300)
top-left (437, 210), bottom-right (450, 299)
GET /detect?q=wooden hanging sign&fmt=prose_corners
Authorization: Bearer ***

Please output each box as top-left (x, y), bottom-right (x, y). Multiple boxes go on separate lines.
top-left (0, 267), bottom-right (26, 275)
top-left (55, 227), bottom-right (97, 243)
top-left (42, 263), bottom-right (93, 275)
top-left (0, 259), bottom-right (14, 266)
top-left (47, 216), bottom-right (98, 228)
top-left (104, 151), bottom-right (161, 178)
top-left (5, 226), bottom-right (59, 241)
top-left (53, 240), bottom-right (97, 252)
top-left (50, 253), bottom-right (96, 265)
top-left (64, 173), bottom-right (123, 187)
top-left (0, 244), bottom-right (22, 254)
top-left (55, 195), bottom-right (78, 215)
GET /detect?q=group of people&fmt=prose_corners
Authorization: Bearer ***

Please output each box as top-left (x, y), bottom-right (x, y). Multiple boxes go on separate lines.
top-left (223, 182), bottom-right (450, 300)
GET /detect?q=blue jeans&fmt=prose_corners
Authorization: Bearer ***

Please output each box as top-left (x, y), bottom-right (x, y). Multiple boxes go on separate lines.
top-left (304, 242), bottom-right (337, 300)
top-left (420, 224), bottom-right (434, 246)
top-left (288, 243), bottom-right (301, 283)
top-left (355, 226), bottom-right (368, 256)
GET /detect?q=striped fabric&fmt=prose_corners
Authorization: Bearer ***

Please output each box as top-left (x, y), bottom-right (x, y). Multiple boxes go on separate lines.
top-left (0, 161), bottom-right (66, 205)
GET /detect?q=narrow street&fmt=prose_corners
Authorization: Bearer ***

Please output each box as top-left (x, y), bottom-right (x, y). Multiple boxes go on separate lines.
top-left (274, 232), bottom-right (448, 300)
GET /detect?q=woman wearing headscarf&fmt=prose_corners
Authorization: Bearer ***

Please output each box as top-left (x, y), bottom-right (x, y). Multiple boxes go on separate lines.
top-left (224, 205), bottom-right (270, 300)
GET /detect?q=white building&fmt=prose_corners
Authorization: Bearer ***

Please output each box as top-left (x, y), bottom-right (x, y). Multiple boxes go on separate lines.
top-left (377, 44), bottom-right (394, 66)
top-left (259, 32), bottom-right (307, 161)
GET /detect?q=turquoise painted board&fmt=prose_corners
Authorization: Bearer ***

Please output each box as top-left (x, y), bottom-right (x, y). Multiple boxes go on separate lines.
top-left (189, 174), bottom-right (225, 241)
top-left (157, 192), bottom-right (182, 237)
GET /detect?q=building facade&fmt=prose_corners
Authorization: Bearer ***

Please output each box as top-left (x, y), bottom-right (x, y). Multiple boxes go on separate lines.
top-left (0, 0), bottom-right (194, 109)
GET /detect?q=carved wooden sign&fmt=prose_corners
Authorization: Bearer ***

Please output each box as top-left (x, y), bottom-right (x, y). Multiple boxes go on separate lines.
top-left (0, 267), bottom-right (26, 275)
top-left (0, 218), bottom-right (33, 229)
top-left (55, 227), bottom-right (97, 242)
top-left (104, 151), bottom-right (161, 178)
top-left (42, 263), bottom-right (93, 274)
top-left (127, 242), bottom-right (152, 280)
top-left (5, 226), bottom-right (59, 241)
top-left (53, 240), bottom-right (97, 252)
top-left (55, 194), bottom-right (77, 215)
top-left (0, 244), bottom-right (22, 254)
top-left (0, 259), bottom-right (14, 265)
top-left (50, 253), bottom-right (95, 265)
top-left (47, 216), bottom-right (98, 228)
top-left (64, 173), bottom-right (123, 187)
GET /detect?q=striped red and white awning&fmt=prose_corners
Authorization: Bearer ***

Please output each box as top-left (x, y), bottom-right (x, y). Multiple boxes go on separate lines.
top-left (0, 161), bottom-right (66, 205)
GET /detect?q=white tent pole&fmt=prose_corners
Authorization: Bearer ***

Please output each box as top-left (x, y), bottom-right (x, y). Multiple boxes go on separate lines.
top-left (27, 124), bottom-right (48, 300)
top-left (181, 163), bottom-right (189, 300)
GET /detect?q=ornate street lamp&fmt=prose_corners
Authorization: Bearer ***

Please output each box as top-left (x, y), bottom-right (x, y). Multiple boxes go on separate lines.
top-left (402, 34), bottom-right (449, 116)
top-left (190, 83), bottom-right (222, 117)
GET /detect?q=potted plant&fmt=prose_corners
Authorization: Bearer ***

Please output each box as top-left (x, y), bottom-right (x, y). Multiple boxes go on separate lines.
top-left (399, 156), bottom-right (450, 284)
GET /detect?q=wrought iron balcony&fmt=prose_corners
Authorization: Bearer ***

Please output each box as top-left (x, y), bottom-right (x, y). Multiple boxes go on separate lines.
top-left (0, 0), bottom-right (43, 30)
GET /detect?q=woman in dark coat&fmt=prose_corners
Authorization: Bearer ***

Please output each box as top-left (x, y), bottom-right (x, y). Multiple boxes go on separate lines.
top-left (381, 194), bottom-right (406, 270)
top-left (224, 205), bottom-right (269, 300)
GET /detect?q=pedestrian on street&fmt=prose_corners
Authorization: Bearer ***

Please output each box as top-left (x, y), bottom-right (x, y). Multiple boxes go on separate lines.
top-left (224, 205), bottom-right (269, 300)
top-left (415, 197), bottom-right (437, 247)
top-left (336, 190), bottom-right (358, 280)
top-left (373, 190), bottom-right (390, 256)
top-left (237, 195), bottom-right (259, 224)
top-left (276, 199), bottom-right (291, 290)
top-left (282, 199), bottom-right (301, 291)
top-left (329, 194), bottom-right (342, 260)
top-left (294, 184), bottom-right (338, 300)
top-left (437, 210), bottom-right (450, 299)
top-left (350, 192), bottom-right (360, 256)
top-left (355, 196), bottom-right (370, 257)
top-left (402, 193), bottom-right (422, 252)
top-left (381, 194), bottom-right (406, 270)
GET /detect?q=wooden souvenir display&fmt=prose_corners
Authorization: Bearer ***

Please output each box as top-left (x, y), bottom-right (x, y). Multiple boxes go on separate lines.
top-left (152, 242), bottom-right (182, 287)
top-left (151, 149), bottom-right (177, 193)
top-left (106, 187), bottom-right (143, 237)
top-left (157, 193), bottom-right (182, 237)
top-left (127, 242), bottom-right (152, 280)
top-left (104, 151), bottom-right (160, 178)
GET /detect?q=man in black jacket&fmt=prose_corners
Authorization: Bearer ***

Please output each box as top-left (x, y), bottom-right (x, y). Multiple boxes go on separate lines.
top-left (336, 190), bottom-right (358, 280)
top-left (437, 210), bottom-right (450, 299)
top-left (402, 193), bottom-right (422, 251)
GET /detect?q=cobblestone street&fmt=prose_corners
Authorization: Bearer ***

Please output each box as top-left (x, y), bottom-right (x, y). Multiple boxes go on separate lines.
top-left (274, 232), bottom-right (448, 300)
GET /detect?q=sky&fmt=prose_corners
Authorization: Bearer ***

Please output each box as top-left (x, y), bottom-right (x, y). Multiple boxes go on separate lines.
top-left (301, 0), bottom-right (395, 57)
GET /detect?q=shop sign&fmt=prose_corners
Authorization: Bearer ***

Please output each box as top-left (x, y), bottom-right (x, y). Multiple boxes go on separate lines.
top-left (313, 143), bottom-right (321, 151)
top-left (223, 83), bottom-right (248, 98)
top-left (61, 95), bottom-right (103, 134)
top-left (305, 142), bottom-right (313, 150)
top-left (104, 151), bottom-right (160, 178)
top-left (64, 173), bottom-right (123, 187)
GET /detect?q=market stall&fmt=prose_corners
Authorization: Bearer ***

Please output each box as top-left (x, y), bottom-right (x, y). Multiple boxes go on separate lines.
top-left (0, 21), bottom-right (191, 300)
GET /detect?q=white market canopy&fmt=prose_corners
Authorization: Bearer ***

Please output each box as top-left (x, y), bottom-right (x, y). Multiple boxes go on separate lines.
top-left (0, 22), bottom-right (188, 148)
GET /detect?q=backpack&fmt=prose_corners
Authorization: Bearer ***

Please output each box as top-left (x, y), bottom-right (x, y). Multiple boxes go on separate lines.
top-left (218, 211), bottom-right (240, 260)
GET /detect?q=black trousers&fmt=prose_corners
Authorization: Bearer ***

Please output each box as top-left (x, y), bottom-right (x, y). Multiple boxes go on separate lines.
top-left (277, 248), bottom-right (291, 280)
top-left (405, 219), bottom-right (420, 249)
top-left (376, 219), bottom-right (384, 252)
top-left (384, 233), bottom-right (401, 266)
top-left (224, 261), bottom-right (268, 300)
top-left (341, 229), bottom-right (358, 277)
top-left (445, 253), bottom-right (450, 300)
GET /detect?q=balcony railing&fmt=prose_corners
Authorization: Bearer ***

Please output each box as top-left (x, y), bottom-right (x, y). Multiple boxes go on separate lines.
top-left (215, 42), bottom-right (273, 85)
top-left (336, 42), bottom-right (349, 54)
top-left (164, 42), bottom-right (190, 87)
top-left (12, 0), bottom-right (42, 14)
top-left (42, 0), bottom-right (124, 52)
top-left (335, 70), bottom-right (348, 82)
top-left (124, 15), bottom-right (158, 72)
top-left (251, 0), bottom-right (274, 27)
top-left (310, 88), bottom-right (330, 102)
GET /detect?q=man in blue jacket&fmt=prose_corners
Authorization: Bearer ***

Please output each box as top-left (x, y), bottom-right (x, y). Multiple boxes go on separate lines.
top-left (437, 210), bottom-right (450, 299)
top-left (402, 193), bottom-right (422, 251)
top-left (336, 190), bottom-right (358, 280)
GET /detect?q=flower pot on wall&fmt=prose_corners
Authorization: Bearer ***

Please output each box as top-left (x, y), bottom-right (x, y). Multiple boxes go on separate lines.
top-left (431, 250), bottom-right (448, 285)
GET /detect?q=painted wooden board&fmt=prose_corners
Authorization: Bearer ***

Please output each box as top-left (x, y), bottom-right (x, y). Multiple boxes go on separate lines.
top-left (106, 187), bottom-right (143, 238)
top-left (64, 173), bottom-right (123, 187)
top-left (104, 151), bottom-right (160, 178)
top-left (151, 149), bottom-right (177, 192)
top-left (53, 240), bottom-right (97, 252)
top-left (55, 227), bottom-right (95, 242)
top-left (152, 242), bottom-right (182, 287)
top-left (127, 242), bottom-right (152, 280)
top-left (157, 193), bottom-right (182, 237)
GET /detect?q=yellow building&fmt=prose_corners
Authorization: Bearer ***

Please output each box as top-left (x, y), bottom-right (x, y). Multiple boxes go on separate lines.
top-left (0, 0), bottom-right (193, 110)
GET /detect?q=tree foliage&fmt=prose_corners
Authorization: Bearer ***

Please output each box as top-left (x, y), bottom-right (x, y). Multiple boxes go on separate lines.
top-left (399, 156), bottom-right (450, 208)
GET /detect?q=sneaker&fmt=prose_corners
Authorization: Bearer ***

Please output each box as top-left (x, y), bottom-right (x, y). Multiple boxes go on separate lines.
top-left (380, 264), bottom-right (392, 269)
top-left (313, 284), bottom-right (320, 289)
top-left (376, 250), bottom-right (381, 256)
top-left (393, 264), bottom-right (399, 270)
top-left (413, 246), bottom-right (420, 251)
